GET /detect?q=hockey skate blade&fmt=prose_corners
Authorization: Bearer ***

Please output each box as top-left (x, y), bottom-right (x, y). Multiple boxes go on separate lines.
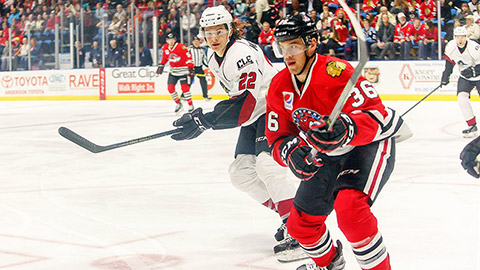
top-left (463, 130), bottom-right (478, 139)
top-left (275, 248), bottom-right (310, 263)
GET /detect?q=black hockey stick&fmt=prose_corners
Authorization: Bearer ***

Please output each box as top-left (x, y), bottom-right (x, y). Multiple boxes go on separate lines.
top-left (400, 84), bottom-right (442, 117)
top-left (305, 0), bottom-right (368, 162)
top-left (58, 126), bottom-right (182, 153)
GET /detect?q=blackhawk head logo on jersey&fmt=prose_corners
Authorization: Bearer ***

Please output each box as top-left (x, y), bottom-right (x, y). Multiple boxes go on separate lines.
top-left (169, 53), bottom-right (181, 63)
top-left (326, 61), bottom-right (347, 77)
top-left (292, 108), bottom-right (322, 132)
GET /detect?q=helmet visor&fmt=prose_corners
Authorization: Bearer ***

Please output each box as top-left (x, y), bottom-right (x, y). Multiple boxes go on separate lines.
top-left (273, 40), bottom-right (308, 58)
top-left (200, 28), bottom-right (229, 39)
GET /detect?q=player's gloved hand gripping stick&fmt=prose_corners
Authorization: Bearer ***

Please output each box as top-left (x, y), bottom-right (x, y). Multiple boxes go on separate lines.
top-left (305, 0), bottom-right (368, 163)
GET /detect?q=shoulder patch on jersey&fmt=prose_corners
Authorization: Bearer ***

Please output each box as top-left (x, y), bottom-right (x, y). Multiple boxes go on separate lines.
top-left (326, 61), bottom-right (347, 77)
top-left (282, 92), bottom-right (294, 110)
top-left (182, 45), bottom-right (187, 50)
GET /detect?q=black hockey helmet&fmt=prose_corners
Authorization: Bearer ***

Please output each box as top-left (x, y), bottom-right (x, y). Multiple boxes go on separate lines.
top-left (167, 33), bottom-right (176, 39)
top-left (274, 12), bottom-right (318, 45)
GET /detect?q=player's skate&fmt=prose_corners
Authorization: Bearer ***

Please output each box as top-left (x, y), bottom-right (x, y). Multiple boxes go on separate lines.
top-left (274, 223), bottom-right (287, 242)
top-left (174, 102), bottom-right (183, 114)
top-left (274, 224), bottom-right (309, 263)
top-left (463, 124), bottom-right (478, 138)
top-left (188, 105), bottom-right (195, 113)
top-left (204, 96), bottom-right (212, 101)
top-left (296, 240), bottom-right (346, 270)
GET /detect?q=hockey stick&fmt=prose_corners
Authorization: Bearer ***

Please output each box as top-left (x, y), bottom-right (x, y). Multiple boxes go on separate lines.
top-left (58, 126), bottom-right (182, 153)
top-left (400, 84), bottom-right (441, 117)
top-left (305, 0), bottom-right (368, 161)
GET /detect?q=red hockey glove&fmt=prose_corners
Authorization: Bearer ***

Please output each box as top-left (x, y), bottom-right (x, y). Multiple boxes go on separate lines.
top-left (279, 135), bottom-right (323, 181)
top-left (460, 135), bottom-right (480, 178)
top-left (156, 64), bottom-right (165, 75)
top-left (172, 108), bottom-right (213, 140)
top-left (304, 113), bottom-right (357, 153)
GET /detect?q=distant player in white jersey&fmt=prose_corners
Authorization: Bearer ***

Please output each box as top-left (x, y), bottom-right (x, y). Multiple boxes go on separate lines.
top-left (442, 26), bottom-right (480, 137)
top-left (168, 5), bottom-right (306, 262)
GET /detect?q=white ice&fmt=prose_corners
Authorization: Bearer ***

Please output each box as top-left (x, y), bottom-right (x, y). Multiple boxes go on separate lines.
top-left (0, 99), bottom-right (479, 270)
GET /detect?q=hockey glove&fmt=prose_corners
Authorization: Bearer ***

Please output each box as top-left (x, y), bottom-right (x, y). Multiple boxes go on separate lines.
top-left (304, 113), bottom-right (357, 153)
top-left (441, 71), bottom-right (450, 86)
top-left (461, 67), bottom-right (475, 79)
top-left (460, 136), bottom-right (480, 178)
top-left (188, 67), bottom-right (195, 78)
top-left (172, 108), bottom-right (213, 140)
top-left (156, 64), bottom-right (165, 75)
top-left (279, 135), bottom-right (323, 181)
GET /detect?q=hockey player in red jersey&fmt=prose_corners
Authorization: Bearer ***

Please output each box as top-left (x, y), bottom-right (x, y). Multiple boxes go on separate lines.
top-left (265, 13), bottom-right (412, 270)
top-left (156, 33), bottom-right (195, 113)
top-left (167, 6), bottom-right (305, 262)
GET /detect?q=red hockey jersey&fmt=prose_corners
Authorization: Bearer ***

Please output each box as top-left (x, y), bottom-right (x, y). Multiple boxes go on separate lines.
top-left (160, 42), bottom-right (194, 76)
top-left (265, 55), bottom-right (409, 166)
top-left (394, 22), bottom-right (412, 42)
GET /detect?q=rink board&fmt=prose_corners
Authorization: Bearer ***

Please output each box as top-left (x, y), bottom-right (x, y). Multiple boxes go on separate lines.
top-left (0, 60), bottom-right (472, 101)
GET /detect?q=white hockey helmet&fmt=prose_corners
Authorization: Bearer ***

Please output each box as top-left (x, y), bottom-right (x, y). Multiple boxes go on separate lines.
top-left (454, 26), bottom-right (467, 36)
top-left (199, 5), bottom-right (233, 37)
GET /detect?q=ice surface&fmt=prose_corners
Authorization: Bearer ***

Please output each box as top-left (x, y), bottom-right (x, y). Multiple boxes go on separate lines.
top-left (0, 100), bottom-right (478, 270)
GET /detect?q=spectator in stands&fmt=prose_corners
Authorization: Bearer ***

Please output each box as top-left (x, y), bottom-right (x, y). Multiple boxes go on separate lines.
top-left (168, 8), bottom-right (180, 38)
top-left (418, 20), bottom-right (438, 60)
top-left (405, 17), bottom-right (425, 59)
top-left (455, 2), bottom-right (473, 25)
top-left (181, 9), bottom-right (197, 37)
top-left (469, 0), bottom-right (479, 13)
top-left (18, 37), bottom-right (29, 69)
top-left (158, 16), bottom-right (169, 45)
top-left (107, 39), bottom-right (125, 67)
top-left (289, 0), bottom-right (302, 16)
top-left (419, 0), bottom-right (437, 20)
top-left (390, 0), bottom-right (408, 16)
top-left (33, 14), bottom-right (44, 32)
top-left (107, 15), bottom-right (120, 43)
top-left (45, 11), bottom-right (56, 33)
top-left (319, 4), bottom-right (333, 25)
top-left (114, 4), bottom-right (126, 21)
top-left (88, 40), bottom-right (102, 67)
top-left (139, 41), bottom-right (153, 66)
top-left (245, 4), bottom-right (261, 43)
top-left (94, 2), bottom-right (105, 23)
top-left (73, 41), bottom-right (86, 69)
top-left (439, 0), bottom-right (454, 40)
top-left (29, 37), bottom-right (42, 69)
top-left (258, 21), bottom-right (274, 47)
top-left (474, 2), bottom-right (480, 24)
top-left (256, 0), bottom-right (272, 25)
top-left (325, 17), bottom-right (346, 56)
top-left (362, 17), bottom-right (377, 56)
top-left (375, 6), bottom-right (396, 31)
top-left (372, 13), bottom-right (396, 60)
top-left (0, 41), bottom-right (9, 71)
top-left (393, 12), bottom-right (412, 59)
top-left (317, 17), bottom-right (332, 55)
top-left (11, 36), bottom-right (21, 70)
top-left (465, 15), bottom-right (480, 42)
top-left (309, 10), bottom-right (319, 25)
top-left (233, 0), bottom-right (248, 18)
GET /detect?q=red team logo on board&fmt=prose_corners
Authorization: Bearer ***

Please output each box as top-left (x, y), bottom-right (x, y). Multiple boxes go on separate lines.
top-left (1, 75), bottom-right (13, 88)
top-left (292, 108), bottom-right (322, 132)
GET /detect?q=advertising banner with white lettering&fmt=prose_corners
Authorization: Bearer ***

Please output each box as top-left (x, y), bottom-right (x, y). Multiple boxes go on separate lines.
top-left (105, 66), bottom-right (223, 98)
top-left (0, 69), bottom-right (103, 99)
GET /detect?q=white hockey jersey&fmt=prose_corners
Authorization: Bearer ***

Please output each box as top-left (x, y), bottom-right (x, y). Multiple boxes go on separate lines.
top-left (205, 39), bottom-right (278, 127)
top-left (445, 39), bottom-right (480, 81)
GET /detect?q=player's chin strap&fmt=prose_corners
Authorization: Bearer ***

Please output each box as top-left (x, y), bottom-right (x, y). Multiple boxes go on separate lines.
top-left (294, 48), bottom-right (316, 76)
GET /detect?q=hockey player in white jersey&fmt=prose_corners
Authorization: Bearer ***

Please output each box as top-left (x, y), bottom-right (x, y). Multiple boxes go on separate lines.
top-left (169, 5), bottom-right (306, 262)
top-left (442, 26), bottom-right (480, 137)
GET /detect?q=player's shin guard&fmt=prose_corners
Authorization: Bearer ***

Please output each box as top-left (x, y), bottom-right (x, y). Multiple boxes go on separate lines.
top-left (180, 83), bottom-right (193, 106)
top-left (168, 84), bottom-right (180, 104)
top-left (334, 189), bottom-right (391, 270)
top-left (287, 207), bottom-right (336, 267)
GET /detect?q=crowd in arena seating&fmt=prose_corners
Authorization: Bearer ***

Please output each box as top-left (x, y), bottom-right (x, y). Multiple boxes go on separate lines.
top-left (0, 0), bottom-right (477, 70)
